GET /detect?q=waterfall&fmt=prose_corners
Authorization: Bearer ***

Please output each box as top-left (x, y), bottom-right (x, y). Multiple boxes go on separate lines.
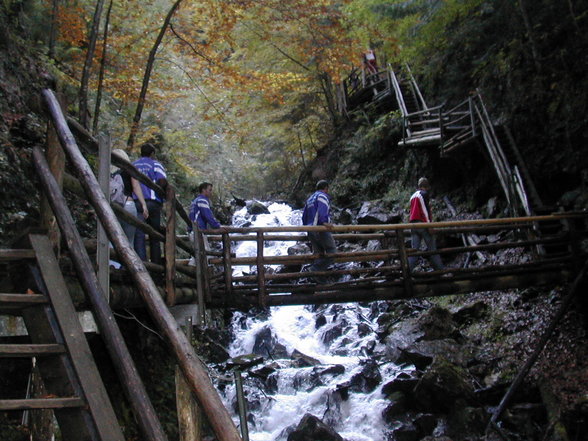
top-left (217, 202), bottom-right (410, 441)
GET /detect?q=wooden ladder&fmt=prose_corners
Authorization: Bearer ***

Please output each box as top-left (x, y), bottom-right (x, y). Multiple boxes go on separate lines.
top-left (0, 234), bottom-right (124, 441)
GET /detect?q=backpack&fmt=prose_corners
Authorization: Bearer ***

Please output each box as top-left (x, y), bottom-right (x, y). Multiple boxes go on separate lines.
top-left (110, 172), bottom-right (126, 206)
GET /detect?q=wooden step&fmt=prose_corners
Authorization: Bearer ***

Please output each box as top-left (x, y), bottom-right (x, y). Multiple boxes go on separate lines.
top-left (0, 397), bottom-right (85, 411)
top-left (0, 293), bottom-right (48, 313)
top-left (0, 249), bottom-right (35, 262)
top-left (0, 343), bottom-right (66, 357)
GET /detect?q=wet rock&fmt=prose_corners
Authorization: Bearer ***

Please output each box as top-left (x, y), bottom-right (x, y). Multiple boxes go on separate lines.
top-left (316, 364), bottom-right (345, 377)
top-left (452, 301), bottom-right (489, 326)
top-left (382, 391), bottom-right (408, 422)
top-left (387, 421), bottom-right (420, 441)
top-left (315, 314), bottom-right (327, 329)
top-left (321, 322), bottom-right (345, 345)
top-left (447, 404), bottom-right (488, 438)
top-left (413, 357), bottom-right (475, 413)
top-left (288, 242), bottom-right (310, 255)
top-left (357, 322), bottom-right (372, 337)
top-left (357, 201), bottom-right (401, 224)
top-left (287, 413), bottom-right (345, 441)
top-left (420, 437), bottom-right (452, 441)
top-left (398, 339), bottom-right (477, 368)
top-left (250, 362), bottom-right (279, 380)
top-left (360, 340), bottom-right (376, 356)
top-left (396, 348), bottom-right (434, 370)
top-left (417, 306), bottom-right (458, 341)
top-left (293, 369), bottom-right (323, 392)
top-left (248, 200), bottom-right (270, 215)
top-left (413, 413), bottom-right (437, 437)
top-left (332, 208), bottom-right (353, 225)
top-left (226, 354), bottom-right (264, 370)
top-left (252, 326), bottom-right (289, 359)
top-left (323, 389), bottom-right (344, 427)
top-left (349, 360), bottom-right (382, 393)
top-left (292, 349), bottom-right (320, 367)
top-left (382, 377), bottom-right (419, 398)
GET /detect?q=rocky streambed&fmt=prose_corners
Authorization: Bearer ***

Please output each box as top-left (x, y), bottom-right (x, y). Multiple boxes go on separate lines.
top-left (203, 201), bottom-right (588, 441)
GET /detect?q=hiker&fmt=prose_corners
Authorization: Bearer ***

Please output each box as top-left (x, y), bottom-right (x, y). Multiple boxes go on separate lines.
top-left (110, 148), bottom-right (148, 246)
top-left (189, 182), bottom-right (223, 232)
top-left (302, 180), bottom-right (336, 276)
top-left (132, 142), bottom-right (167, 264)
top-left (408, 177), bottom-right (445, 272)
top-left (363, 49), bottom-right (378, 76)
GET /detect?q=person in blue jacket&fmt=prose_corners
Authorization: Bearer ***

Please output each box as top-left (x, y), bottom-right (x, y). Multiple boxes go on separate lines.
top-left (189, 182), bottom-right (223, 232)
top-left (132, 142), bottom-right (167, 264)
top-left (302, 180), bottom-right (336, 275)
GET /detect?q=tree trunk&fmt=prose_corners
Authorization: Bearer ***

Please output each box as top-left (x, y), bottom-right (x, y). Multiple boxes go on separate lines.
top-left (92, 0), bottom-right (113, 135)
top-left (48, 0), bottom-right (59, 59)
top-left (79, 0), bottom-right (105, 128)
top-left (517, 0), bottom-right (541, 72)
top-left (127, 0), bottom-right (183, 148)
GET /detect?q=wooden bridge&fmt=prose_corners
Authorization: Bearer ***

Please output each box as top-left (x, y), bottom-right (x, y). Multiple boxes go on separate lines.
top-left (339, 65), bottom-right (543, 218)
top-left (1, 88), bottom-right (587, 440)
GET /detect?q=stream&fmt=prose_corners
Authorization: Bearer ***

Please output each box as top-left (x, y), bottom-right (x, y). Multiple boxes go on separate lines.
top-left (216, 202), bottom-right (411, 441)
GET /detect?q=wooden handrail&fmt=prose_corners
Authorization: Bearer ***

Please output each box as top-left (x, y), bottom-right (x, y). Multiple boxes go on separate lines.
top-left (42, 89), bottom-right (243, 441)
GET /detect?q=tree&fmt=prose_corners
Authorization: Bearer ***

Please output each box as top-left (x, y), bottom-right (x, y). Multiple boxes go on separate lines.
top-left (79, 0), bottom-right (105, 128)
top-left (127, 0), bottom-right (183, 148)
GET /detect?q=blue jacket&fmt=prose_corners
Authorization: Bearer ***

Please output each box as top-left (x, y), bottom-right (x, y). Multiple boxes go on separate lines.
top-left (189, 195), bottom-right (220, 231)
top-left (302, 190), bottom-right (330, 226)
top-left (132, 156), bottom-right (167, 203)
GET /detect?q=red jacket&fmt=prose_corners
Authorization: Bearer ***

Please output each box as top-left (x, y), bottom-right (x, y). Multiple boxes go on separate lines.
top-left (409, 189), bottom-right (432, 223)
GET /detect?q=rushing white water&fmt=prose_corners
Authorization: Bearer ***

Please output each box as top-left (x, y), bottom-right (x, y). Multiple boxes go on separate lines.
top-left (220, 202), bottom-right (408, 441)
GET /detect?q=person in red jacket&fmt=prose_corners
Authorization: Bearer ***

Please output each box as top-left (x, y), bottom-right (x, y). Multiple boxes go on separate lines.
top-left (408, 177), bottom-right (444, 272)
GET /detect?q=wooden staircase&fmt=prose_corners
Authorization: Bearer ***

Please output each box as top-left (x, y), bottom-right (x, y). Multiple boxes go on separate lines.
top-left (0, 234), bottom-right (124, 441)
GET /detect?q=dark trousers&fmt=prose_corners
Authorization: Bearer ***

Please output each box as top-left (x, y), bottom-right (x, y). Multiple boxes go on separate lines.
top-left (134, 199), bottom-right (162, 264)
top-left (308, 231), bottom-right (336, 271)
top-left (408, 227), bottom-right (444, 271)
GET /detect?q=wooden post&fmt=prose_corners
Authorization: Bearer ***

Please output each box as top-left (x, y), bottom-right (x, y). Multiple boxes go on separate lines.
top-left (176, 317), bottom-right (202, 441)
top-left (197, 231), bottom-right (213, 302)
top-left (32, 147), bottom-right (167, 441)
top-left (40, 93), bottom-right (65, 252)
top-left (42, 87), bottom-right (242, 441)
top-left (222, 232), bottom-right (233, 298)
top-left (97, 133), bottom-right (111, 300)
top-left (165, 185), bottom-right (177, 306)
top-left (256, 231), bottom-right (266, 308)
top-left (193, 228), bottom-right (206, 326)
top-left (396, 230), bottom-right (414, 298)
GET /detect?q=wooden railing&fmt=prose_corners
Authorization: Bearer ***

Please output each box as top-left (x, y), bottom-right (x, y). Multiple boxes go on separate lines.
top-left (40, 89), bottom-right (242, 441)
top-left (191, 213), bottom-right (587, 308)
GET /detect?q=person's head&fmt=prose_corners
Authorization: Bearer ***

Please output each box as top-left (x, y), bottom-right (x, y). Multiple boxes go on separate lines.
top-left (111, 148), bottom-right (130, 173)
top-left (417, 177), bottom-right (431, 190)
top-left (140, 142), bottom-right (156, 158)
top-left (199, 182), bottom-right (213, 197)
top-left (316, 180), bottom-right (329, 192)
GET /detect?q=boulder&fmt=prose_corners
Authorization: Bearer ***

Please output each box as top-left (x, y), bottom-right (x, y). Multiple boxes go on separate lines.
top-left (288, 242), bottom-right (311, 255)
top-left (293, 369), bottom-right (323, 392)
top-left (452, 301), bottom-right (489, 326)
top-left (287, 413), bottom-right (345, 441)
top-left (382, 391), bottom-right (408, 423)
top-left (332, 208), bottom-right (354, 225)
top-left (357, 201), bottom-right (399, 224)
top-left (248, 200), bottom-right (270, 215)
top-left (315, 314), bottom-right (327, 329)
top-left (292, 349), bottom-right (321, 367)
top-left (413, 358), bottom-right (475, 413)
top-left (321, 322), bottom-right (346, 345)
top-left (252, 326), bottom-right (289, 359)
top-left (348, 360), bottom-right (382, 393)
top-left (382, 377), bottom-right (419, 398)
top-left (387, 422), bottom-right (420, 441)
top-left (417, 306), bottom-right (458, 341)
